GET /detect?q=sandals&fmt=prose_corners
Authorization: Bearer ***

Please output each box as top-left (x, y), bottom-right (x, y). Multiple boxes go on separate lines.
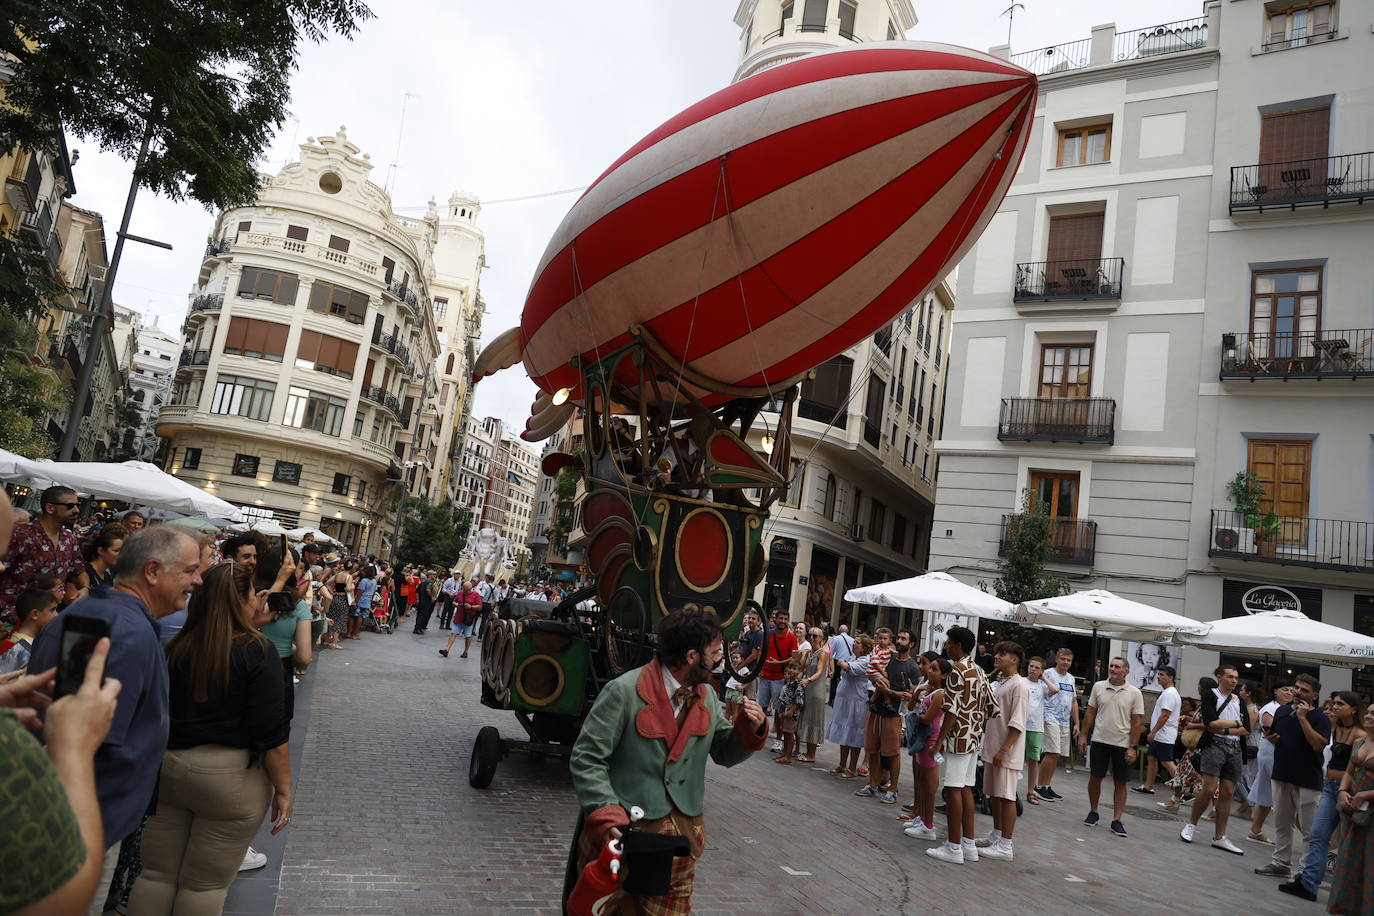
top-left (1246, 832), bottom-right (1273, 844)
top-left (834, 768), bottom-right (855, 779)
top-left (1027, 793), bottom-right (1041, 805)
top-left (857, 766), bottom-right (870, 777)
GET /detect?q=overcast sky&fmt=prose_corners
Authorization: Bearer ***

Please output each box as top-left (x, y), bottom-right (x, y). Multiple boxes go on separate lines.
top-left (66, 0), bottom-right (1203, 429)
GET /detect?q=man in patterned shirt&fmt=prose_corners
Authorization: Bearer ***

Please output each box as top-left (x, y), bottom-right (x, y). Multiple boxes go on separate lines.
top-left (0, 487), bottom-right (87, 637)
top-left (927, 624), bottom-right (1000, 865)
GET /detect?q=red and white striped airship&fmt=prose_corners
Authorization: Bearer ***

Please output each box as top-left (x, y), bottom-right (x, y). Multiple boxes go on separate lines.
top-left (473, 42), bottom-right (1036, 439)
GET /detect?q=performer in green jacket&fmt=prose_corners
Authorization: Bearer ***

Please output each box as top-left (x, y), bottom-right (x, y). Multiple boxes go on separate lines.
top-left (569, 608), bottom-right (767, 913)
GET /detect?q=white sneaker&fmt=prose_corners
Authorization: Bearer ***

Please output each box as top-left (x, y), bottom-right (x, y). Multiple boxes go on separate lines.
top-left (974, 831), bottom-right (1000, 848)
top-left (961, 840), bottom-right (979, 862)
top-left (980, 839), bottom-right (1014, 861)
top-left (903, 822), bottom-right (940, 841)
top-left (239, 846), bottom-right (267, 871)
top-left (770, 741), bottom-right (784, 753)
top-left (1212, 836), bottom-right (1245, 855)
top-left (1180, 823), bottom-right (1196, 844)
top-left (926, 843), bottom-right (964, 864)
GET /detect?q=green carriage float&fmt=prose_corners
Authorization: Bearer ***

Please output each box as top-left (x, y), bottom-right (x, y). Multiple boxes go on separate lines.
top-left (469, 329), bottom-right (801, 788)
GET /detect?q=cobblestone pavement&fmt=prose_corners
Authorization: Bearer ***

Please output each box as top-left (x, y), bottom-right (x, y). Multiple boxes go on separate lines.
top-left (236, 627), bottom-right (1329, 915)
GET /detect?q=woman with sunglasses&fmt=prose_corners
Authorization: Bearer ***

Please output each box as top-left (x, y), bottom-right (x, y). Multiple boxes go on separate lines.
top-left (796, 627), bottom-right (832, 762)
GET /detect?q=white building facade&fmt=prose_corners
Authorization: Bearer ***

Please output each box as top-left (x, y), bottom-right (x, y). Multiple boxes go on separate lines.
top-left (157, 128), bottom-right (442, 553)
top-left (931, 1), bottom-right (1374, 693)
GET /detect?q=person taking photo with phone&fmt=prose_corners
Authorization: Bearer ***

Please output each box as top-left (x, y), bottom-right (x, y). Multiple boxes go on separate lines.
top-left (28, 525), bottom-right (205, 849)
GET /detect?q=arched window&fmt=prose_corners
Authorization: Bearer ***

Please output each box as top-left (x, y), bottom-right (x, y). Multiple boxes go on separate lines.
top-left (445, 353), bottom-right (455, 375)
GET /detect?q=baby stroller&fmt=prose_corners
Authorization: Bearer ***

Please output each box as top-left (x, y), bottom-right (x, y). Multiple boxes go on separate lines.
top-left (973, 760), bottom-right (1025, 816)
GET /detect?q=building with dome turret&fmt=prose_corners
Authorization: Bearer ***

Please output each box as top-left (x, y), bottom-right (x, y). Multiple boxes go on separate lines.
top-left (157, 127), bottom-right (469, 553)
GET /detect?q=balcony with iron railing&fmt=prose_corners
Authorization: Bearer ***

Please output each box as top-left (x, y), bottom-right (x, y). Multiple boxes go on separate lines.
top-left (177, 349), bottom-right (210, 369)
top-left (204, 238), bottom-right (232, 259)
top-left (1261, 28), bottom-right (1339, 54)
top-left (1009, 37), bottom-right (1092, 76)
top-left (385, 280), bottom-right (420, 315)
top-left (1219, 329), bottom-right (1374, 381)
top-left (862, 420), bottom-right (881, 448)
top-left (1229, 151), bottom-right (1372, 214)
top-left (998, 397), bottom-right (1116, 444)
top-left (188, 293), bottom-right (223, 315)
top-left (1208, 509), bottom-right (1374, 574)
top-left (1113, 18), bottom-right (1208, 62)
top-left (1014, 257), bottom-right (1124, 303)
top-left (1005, 15), bottom-right (1211, 77)
top-left (362, 385), bottom-right (402, 417)
top-left (998, 514), bottom-right (1098, 565)
top-left (797, 398), bottom-right (847, 429)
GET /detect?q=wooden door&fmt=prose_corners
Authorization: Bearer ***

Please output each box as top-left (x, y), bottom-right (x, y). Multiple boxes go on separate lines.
top-left (1046, 213), bottom-right (1104, 295)
top-left (1029, 470), bottom-right (1082, 560)
top-left (1247, 439), bottom-right (1311, 546)
top-left (1036, 345), bottom-right (1093, 435)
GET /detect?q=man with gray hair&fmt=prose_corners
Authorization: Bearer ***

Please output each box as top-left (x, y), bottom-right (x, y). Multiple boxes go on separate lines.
top-left (28, 525), bottom-right (204, 847)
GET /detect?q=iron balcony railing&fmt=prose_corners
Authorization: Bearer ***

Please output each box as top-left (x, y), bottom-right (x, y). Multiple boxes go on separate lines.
top-left (363, 386), bottom-right (403, 417)
top-left (386, 280), bottom-right (420, 313)
top-left (873, 329), bottom-right (892, 357)
top-left (189, 293), bottom-right (223, 314)
top-left (1229, 151), bottom-right (1372, 213)
top-left (998, 514), bottom-right (1097, 566)
top-left (1014, 257), bottom-right (1124, 302)
top-left (177, 349), bottom-right (210, 368)
top-left (998, 397), bottom-right (1116, 444)
top-left (204, 238), bottom-right (232, 258)
top-left (797, 397), bottom-right (846, 429)
top-left (1209, 509), bottom-right (1374, 574)
top-left (862, 420), bottom-right (881, 448)
top-left (1219, 329), bottom-right (1374, 379)
top-left (62, 335), bottom-right (83, 377)
top-left (1113, 17), bottom-right (1207, 61)
top-left (1261, 29), bottom-right (1338, 53)
top-left (1009, 37), bottom-right (1091, 76)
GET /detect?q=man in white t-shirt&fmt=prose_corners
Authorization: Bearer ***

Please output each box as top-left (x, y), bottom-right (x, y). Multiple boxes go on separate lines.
top-left (1133, 665), bottom-right (1180, 795)
top-left (1034, 648), bottom-right (1080, 802)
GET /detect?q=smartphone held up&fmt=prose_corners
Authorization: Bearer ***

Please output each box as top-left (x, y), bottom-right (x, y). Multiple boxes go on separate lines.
top-left (55, 614), bottom-right (111, 698)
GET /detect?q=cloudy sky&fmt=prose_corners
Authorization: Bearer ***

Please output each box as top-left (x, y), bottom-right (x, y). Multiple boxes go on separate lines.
top-left (66, 0), bottom-right (1202, 428)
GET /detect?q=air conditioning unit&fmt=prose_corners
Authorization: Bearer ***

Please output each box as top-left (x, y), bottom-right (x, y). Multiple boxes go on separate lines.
top-left (1212, 523), bottom-right (1256, 554)
top-left (849, 524), bottom-right (864, 542)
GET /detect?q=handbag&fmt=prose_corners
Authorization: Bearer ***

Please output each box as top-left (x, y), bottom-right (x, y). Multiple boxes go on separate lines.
top-left (1180, 728), bottom-right (1203, 750)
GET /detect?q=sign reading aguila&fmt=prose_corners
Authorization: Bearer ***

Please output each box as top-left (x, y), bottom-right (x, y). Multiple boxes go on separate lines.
top-left (1241, 585), bottom-right (1302, 615)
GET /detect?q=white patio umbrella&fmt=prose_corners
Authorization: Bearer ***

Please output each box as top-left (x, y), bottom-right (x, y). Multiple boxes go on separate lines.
top-left (287, 527), bottom-right (338, 545)
top-left (844, 571), bottom-right (1020, 622)
top-left (1016, 589), bottom-right (1211, 678)
top-left (1175, 609), bottom-right (1374, 668)
top-left (226, 518), bottom-right (289, 537)
top-left (0, 450), bottom-right (244, 521)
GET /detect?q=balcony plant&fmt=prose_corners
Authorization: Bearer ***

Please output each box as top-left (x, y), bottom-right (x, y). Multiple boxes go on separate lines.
top-left (1245, 510), bottom-right (1283, 558)
top-left (1227, 472), bottom-right (1280, 557)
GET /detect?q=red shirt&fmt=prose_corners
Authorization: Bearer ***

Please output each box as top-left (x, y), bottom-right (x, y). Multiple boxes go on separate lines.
top-left (761, 628), bottom-right (798, 680)
top-left (0, 520), bottom-right (83, 635)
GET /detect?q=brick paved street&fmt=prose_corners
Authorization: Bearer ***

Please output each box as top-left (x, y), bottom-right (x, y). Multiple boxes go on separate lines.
top-left (231, 627), bottom-right (1331, 915)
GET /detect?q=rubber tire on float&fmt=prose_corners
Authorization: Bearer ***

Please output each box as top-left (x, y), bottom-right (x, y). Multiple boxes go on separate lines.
top-left (469, 726), bottom-right (502, 788)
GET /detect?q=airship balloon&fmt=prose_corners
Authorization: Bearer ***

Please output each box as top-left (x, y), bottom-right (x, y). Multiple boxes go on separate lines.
top-left (474, 42), bottom-right (1036, 437)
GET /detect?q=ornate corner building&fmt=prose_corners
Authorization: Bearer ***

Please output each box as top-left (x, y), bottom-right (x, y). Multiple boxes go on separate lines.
top-left (156, 128), bottom-right (485, 552)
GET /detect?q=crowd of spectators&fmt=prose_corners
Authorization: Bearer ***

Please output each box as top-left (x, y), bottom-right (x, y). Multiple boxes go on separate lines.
top-left (728, 609), bottom-right (1374, 912)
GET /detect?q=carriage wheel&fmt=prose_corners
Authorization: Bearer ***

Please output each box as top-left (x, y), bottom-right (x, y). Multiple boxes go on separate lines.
top-left (469, 726), bottom-right (502, 788)
top-left (603, 587), bottom-right (652, 676)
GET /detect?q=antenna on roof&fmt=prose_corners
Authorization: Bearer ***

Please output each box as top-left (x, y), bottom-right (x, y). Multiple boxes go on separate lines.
top-left (1001, 3), bottom-right (1025, 48)
top-left (282, 112), bottom-right (300, 169)
top-left (385, 92), bottom-right (419, 195)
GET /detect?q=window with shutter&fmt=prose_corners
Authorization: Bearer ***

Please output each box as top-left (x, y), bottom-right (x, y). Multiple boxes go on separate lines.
top-left (1247, 438), bottom-right (1312, 545)
top-left (328, 235), bottom-right (350, 252)
top-left (382, 257), bottom-right (395, 283)
top-left (1265, 2), bottom-right (1335, 50)
top-left (224, 317), bottom-right (248, 353)
top-left (1044, 212), bottom-right (1105, 296)
top-left (362, 358), bottom-right (374, 389)
top-left (1258, 106), bottom-right (1329, 195)
top-left (286, 225), bottom-right (308, 240)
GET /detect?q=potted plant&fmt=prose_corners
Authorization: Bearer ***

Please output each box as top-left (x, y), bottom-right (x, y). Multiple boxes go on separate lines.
top-left (1226, 472), bottom-right (1270, 555)
top-left (1246, 511), bottom-right (1283, 557)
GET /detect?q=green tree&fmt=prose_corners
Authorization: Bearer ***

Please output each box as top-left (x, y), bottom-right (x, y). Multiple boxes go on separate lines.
top-left (0, 309), bottom-right (66, 457)
top-left (985, 489), bottom-right (1071, 662)
top-left (397, 499), bottom-right (470, 570)
top-left (0, 0), bottom-right (372, 314)
top-left (549, 464), bottom-right (579, 555)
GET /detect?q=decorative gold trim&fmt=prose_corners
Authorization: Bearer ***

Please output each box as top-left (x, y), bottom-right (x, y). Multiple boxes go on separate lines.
top-left (674, 506), bottom-right (734, 594)
top-left (513, 654), bottom-right (566, 708)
